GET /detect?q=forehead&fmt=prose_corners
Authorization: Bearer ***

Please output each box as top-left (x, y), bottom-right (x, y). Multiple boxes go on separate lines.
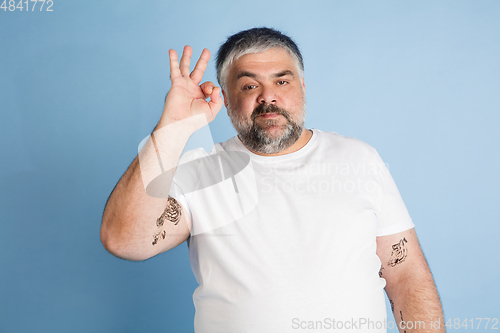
top-left (228, 48), bottom-right (299, 79)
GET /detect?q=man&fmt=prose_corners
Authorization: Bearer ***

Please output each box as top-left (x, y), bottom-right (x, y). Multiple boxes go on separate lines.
top-left (101, 28), bottom-right (445, 332)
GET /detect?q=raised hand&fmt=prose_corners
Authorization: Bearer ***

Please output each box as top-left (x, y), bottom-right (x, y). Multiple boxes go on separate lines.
top-left (160, 45), bottom-right (223, 131)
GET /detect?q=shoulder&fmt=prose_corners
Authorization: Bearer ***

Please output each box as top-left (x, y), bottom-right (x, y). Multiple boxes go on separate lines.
top-left (313, 129), bottom-right (378, 157)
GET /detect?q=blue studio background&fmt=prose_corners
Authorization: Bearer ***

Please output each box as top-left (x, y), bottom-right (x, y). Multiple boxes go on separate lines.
top-left (1, 1), bottom-right (499, 332)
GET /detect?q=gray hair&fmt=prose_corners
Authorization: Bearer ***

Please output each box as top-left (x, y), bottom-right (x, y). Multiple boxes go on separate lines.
top-left (216, 27), bottom-right (304, 91)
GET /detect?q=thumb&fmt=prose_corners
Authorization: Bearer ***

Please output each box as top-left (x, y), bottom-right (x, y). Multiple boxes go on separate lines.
top-left (200, 81), bottom-right (216, 99)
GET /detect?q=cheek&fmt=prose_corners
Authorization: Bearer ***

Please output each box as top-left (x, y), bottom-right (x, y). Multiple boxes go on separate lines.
top-left (233, 96), bottom-right (255, 114)
top-left (295, 89), bottom-right (306, 106)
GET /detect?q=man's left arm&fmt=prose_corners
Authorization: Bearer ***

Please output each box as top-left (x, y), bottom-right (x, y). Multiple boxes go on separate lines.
top-left (377, 228), bottom-right (445, 332)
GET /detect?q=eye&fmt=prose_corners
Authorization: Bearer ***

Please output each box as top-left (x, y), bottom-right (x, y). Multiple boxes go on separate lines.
top-left (243, 85), bottom-right (257, 90)
top-left (277, 80), bottom-right (288, 86)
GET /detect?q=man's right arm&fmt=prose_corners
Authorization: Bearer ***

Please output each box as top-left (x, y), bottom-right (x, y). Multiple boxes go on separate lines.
top-left (100, 46), bottom-right (223, 261)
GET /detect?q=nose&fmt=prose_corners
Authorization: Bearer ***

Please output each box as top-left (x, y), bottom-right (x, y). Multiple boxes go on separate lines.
top-left (258, 85), bottom-right (277, 104)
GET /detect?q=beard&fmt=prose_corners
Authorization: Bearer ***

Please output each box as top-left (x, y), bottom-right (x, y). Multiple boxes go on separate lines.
top-left (227, 102), bottom-right (306, 155)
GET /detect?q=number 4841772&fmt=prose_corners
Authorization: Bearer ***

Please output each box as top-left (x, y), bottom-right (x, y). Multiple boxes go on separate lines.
top-left (1, 0), bottom-right (54, 11)
top-left (445, 318), bottom-right (499, 330)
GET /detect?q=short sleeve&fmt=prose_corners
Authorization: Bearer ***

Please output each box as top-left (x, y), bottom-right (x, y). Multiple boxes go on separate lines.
top-left (168, 147), bottom-right (210, 220)
top-left (371, 149), bottom-right (415, 236)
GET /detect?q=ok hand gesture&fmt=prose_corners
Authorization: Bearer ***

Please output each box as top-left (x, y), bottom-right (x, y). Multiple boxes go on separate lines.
top-left (160, 45), bottom-right (223, 131)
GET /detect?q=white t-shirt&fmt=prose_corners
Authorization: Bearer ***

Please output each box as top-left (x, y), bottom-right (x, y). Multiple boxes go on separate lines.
top-left (170, 129), bottom-right (414, 333)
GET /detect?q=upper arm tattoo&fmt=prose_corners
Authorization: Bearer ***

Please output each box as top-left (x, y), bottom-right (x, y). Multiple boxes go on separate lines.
top-left (388, 237), bottom-right (408, 267)
top-left (156, 196), bottom-right (182, 226)
top-left (152, 196), bottom-right (182, 246)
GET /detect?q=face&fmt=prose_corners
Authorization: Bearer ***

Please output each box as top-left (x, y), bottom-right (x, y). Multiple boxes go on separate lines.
top-left (223, 48), bottom-right (306, 155)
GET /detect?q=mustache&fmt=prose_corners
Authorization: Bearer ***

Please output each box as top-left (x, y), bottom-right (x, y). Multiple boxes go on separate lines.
top-left (251, 104), bottom-right (291, 121)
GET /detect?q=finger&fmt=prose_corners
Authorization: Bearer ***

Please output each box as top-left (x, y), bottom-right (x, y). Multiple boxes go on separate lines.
top-left (169, 49), bottom-right (181, 79)
top-left (200, 81), bottom-right (216, 99)
top-left (190, 48), bottom-right (211, 84)
top-left (179, 45), bottom-right (193, 77)
top-left (208, 87), bottom-right (223, 115)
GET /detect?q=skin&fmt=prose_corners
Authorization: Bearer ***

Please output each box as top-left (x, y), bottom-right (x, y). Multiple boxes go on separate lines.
top-left (222, 48), bottom-right (313, 156)
top-left (377, 229), bottom-right (445, 332)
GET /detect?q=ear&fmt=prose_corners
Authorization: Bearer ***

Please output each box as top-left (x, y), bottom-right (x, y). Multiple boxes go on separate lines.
top-left (302, 77), bottom-right (306, 93)
top-left (222, 89), bottom-right (229, 111)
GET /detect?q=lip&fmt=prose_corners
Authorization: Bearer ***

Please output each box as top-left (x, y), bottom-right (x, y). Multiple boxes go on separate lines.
top-left (258, 113), bottom-right (280, 119)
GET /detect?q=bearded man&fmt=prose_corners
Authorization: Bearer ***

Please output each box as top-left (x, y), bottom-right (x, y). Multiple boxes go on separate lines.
top-left (101, 28), bottom-right (445, 333)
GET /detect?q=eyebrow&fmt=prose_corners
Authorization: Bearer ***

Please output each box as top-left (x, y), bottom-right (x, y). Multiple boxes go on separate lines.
top-left (236, 71), bottom-right (257, 80)
top-left (274, 70), bottom-right (295, 78)
top-left (236, 70), bottom-right (295, 80)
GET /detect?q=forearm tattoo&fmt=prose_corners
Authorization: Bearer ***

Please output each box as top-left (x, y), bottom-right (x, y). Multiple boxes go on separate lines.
top-left (400, 310), bottom-right (407, 333)
top-left (388, 237), bottom-right (408, 267)
top-left (152, 196), bottom-right (182, 246)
